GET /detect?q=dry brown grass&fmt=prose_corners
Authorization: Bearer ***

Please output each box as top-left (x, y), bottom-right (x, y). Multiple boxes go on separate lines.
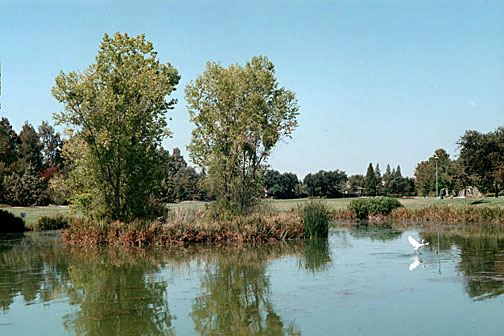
top-left (62, 209), bottom-right (305, 246)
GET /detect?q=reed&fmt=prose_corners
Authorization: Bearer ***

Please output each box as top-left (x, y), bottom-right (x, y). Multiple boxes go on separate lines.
top-left (390, 205), bottom-right (504, 225)
top-left (27, 214), bottom-right (70, 231)
top-left (299, 201), bottom-right (329, 238)
top-left (62, 209), bottom-right (305, 246)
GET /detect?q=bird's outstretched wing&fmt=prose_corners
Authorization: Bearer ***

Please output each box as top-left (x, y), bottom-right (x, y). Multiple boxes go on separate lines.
top-left (408, 235), bottom-right (420, 248)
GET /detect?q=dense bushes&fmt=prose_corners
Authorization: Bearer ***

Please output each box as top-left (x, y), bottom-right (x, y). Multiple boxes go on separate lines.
top-left (300, 201), bottom-right (329, 238)
top-left (348, 197), bottom-right (403, 219)
top-left (0, 210), bottom-right (25, 233)
top-left (28, 214), bottom-right (70, 231)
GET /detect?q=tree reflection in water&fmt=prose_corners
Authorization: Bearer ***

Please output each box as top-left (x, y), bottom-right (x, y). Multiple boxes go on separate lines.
top-left (3, 227), bottom-right (503, 334)
top-left (0, 232), bottom-right (70, 312)
top-left (62, 247), bottom-right (175, 336)
top-left (0, 233), bottom-right (332, 335)
top-left (189, 243), bottom-right (304, 335)
top-left (422, 230), bottom-right (504, 301)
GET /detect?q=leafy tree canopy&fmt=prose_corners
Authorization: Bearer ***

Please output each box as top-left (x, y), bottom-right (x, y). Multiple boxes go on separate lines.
top-left (458, 127), bottom-right (504, 197)
top-left (52, 32), bottom-right (180, 220)
top-left (186, 56), bottom-right (299, 215)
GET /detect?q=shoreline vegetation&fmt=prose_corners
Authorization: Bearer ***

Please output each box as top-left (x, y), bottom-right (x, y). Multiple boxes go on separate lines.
top-left (2, 197), bottom-right (504, 245)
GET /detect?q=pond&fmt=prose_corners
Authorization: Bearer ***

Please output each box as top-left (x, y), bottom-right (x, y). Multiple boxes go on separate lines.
top-left (1, 224), bottom-right (504, 335)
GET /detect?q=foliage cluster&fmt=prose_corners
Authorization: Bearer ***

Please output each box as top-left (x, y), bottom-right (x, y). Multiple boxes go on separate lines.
top-left (414, 128), bottom-right (504, 198)
top-left (299, 201), bottom-right (330, 238)
top-left (0, 118), bottom-right (63, 206)
top-left (263, 169), bottom-right (299, 199)
top-left (303, 170), bottom-right (347, 198)
top-left (28, 214), bottom-right (70, 231)
top-left (0, 209), bottom-right (25, 233)
top-left (457, 127), bottom-right (504, 197)
top-left (355, 163), bottom-right (415, 197)
top-left (348, 197), bottom-right (403, 219)
top-left (186, 56), bottom-right (299, 216)
top-left (155, 148), bottom-right (206, 203)
top-left (53, 32), bottom-right (180, 221)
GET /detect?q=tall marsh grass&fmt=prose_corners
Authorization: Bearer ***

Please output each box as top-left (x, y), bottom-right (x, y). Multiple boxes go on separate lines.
top-left (62, 209), bottom-right (305, 246)
top-left (27, 214), bottom-right (70, 231)
top-left (391, 205), bottom-right (504, 224)
top-left (299, 201), bottom-right (329, 238)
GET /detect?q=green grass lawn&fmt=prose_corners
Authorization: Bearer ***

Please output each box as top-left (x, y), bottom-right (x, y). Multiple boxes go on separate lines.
top-left (1, 205), bottom-right (71, 226)
top-left (267, 197), bottom-right (504, 212)
top-left (2, 196), bottom-right (503, 225)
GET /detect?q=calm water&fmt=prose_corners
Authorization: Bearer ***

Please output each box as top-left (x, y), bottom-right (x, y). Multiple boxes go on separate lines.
top-left (1, 225), bottom-right (504, 335)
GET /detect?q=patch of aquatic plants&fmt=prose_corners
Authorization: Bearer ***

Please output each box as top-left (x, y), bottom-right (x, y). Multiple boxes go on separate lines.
top-left (62, 209), bottom-right (306, 246)
top-left (390, 205), bottom-right (504, 224)
top-left (299, 201), bottom-right (330, 238)
top-left (27, 214), bottom-right (70, 231)
top-left (348, 197), bottom-right (403, 220)
top-left (0, 209), bottom-right (25, 233)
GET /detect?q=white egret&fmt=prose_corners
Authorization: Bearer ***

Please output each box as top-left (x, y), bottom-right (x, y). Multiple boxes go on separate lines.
top-left (408, 235), bottom-right (429, 254)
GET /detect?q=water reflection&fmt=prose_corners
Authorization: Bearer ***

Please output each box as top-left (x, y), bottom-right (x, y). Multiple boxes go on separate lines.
top-left (298, 239), bottom-right (332, 273)
top-left (190, 244), bottom-right (303, 335)
top-left (421, 230), bottom-right (504, 301)
top-left (1, 227), bottom-right (504, 334)
top-left (0, 234), bottom-right (333, 334)
top-left (0, 232), bottom-right (70, 312)
top-left (348, 224), bottom-right (402, 242)
top-left (408, 256), bottom-right (423, 271)
top-left (62, 247), bottom-right (175, 336)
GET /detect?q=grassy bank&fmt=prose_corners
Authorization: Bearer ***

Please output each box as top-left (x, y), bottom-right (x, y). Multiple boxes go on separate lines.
top-left (62, 202), bottom-right (329, 246)
top-left (0, 205), bottom-right (71, 227)
top-left (3, 197), bottom-right (504, 237)
top-left (3, 197), bottom-right (503, 220)
top-left (265, 196), bottom-right (504, 212)
top-left (62, 210), bottom-right (305, 246)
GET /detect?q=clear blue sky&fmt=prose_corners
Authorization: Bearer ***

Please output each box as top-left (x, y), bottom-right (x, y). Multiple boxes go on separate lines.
top-left (1, 0), bottom-right (503, 178)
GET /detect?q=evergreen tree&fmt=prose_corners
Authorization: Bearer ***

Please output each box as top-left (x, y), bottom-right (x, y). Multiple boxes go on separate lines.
top-left (0, 117), bottom-right (18, 167)
top-left (384, 164), bottom-right (392, 181)
top-left (17, 122), bottom-right (43, 173)
top-left (364, 163), bottom-right (377, 196)
top-left (375, 163), bottom-right (381, 181)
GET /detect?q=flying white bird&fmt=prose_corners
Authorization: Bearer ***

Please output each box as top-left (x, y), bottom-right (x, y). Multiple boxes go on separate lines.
top-left (408, 235), bottom-right (429, 254)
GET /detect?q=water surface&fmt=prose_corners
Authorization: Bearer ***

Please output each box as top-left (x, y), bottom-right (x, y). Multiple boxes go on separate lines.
top-left (1, 225), bottom-right (504, 335)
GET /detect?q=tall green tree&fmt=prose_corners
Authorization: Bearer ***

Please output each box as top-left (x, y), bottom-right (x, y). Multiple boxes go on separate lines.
top-left (186, 56), bottom-right (299, 215)
top-left (303, 170), bottom-right (347, 198)
top-left (263, 169), bottom-right (299, 199)
top-left (363, 163), bottom-right (377, 196)
top-left (0, 117), bottom-right (18, 167)
top-left (414, 149), bottom-right (452, 197)
top-left (458, 127), bottom-right (504, 197)
top-left (52, 32), bottom-right (180, 220)
top-left (38, 120), bottom-right (63, 171)
top-left (17, 122), bottom-right (43, 173)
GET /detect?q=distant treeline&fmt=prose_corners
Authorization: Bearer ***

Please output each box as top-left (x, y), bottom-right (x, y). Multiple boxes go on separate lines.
top-left (1, 116), bottom-right (503, 205)
top-left (263, 164), bottom-right (414, 199)
top-left (0, 117), bottom-right (207, 206)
